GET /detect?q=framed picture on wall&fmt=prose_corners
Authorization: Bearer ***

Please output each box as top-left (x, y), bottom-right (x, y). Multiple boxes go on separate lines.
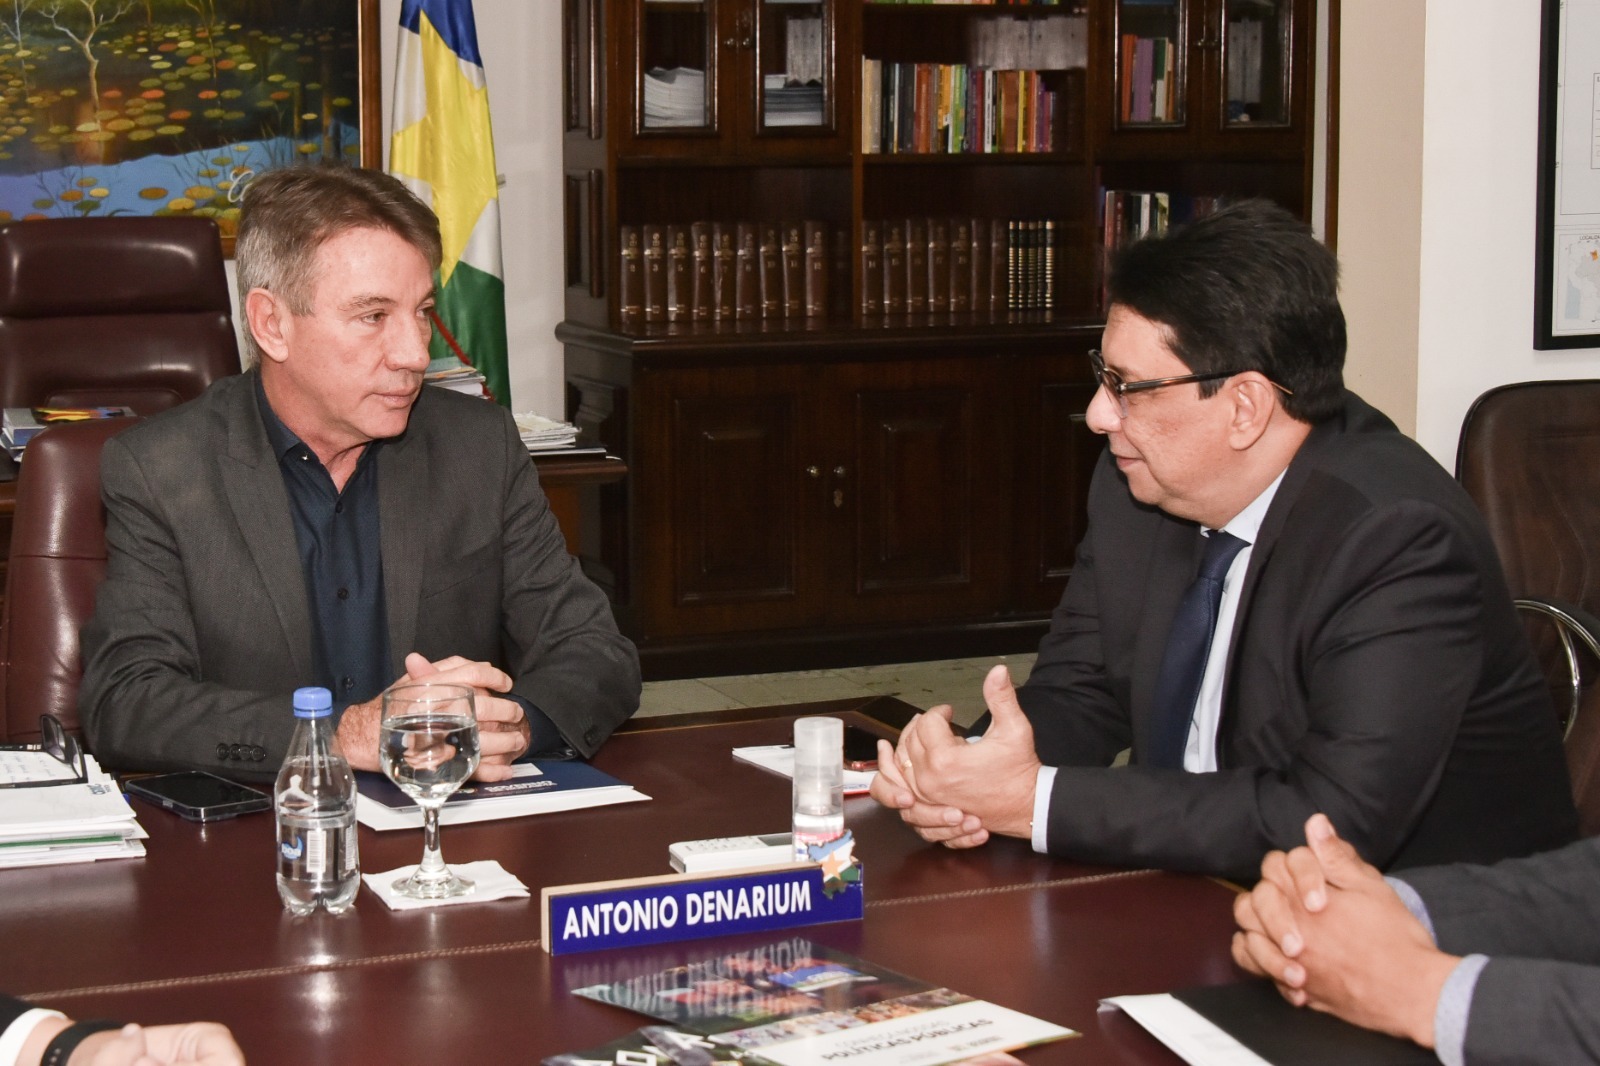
top-left (0, 0), bottom-right (380, 251)
top-left (1534, 0), bottom-right (1600, 348)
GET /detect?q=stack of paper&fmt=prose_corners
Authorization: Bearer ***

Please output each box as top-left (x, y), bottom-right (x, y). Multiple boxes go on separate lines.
top-left (514, 412), bottom-right (581, 453)
top-left (643, 67), bottom-right (706, 127)
top-left (424, 357), bottom-right (489, 398)
top-left (0, 754), bottom-right (147, 867)
top-left (733, 744), bottom-right (877, 795)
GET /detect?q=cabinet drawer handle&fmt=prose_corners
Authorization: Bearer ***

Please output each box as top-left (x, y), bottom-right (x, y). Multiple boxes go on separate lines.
top-left (805, 465), bottom-right (820, 478)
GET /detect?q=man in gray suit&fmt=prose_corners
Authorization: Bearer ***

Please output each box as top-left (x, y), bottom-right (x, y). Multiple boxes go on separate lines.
top-left (79, 164), bottom-right (640, 781)
top-left (1233, 813), bottom-right (1600, 1064)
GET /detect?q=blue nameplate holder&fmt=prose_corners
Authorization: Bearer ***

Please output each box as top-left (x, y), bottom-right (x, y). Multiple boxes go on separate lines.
top-left (542, 833), bottom-right (863, 956)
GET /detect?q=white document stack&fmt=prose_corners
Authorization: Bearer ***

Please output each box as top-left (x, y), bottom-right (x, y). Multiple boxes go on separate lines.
top-left (514, 412), bottom-right (581, 454)
top-left (0, 752), bottom-right (147, 868)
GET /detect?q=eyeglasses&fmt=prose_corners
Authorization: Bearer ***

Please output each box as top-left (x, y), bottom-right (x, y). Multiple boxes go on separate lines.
top-left (1088, 349), bottom-right (1292, 419)
top-left (0, 715), bottom-right (87, 788)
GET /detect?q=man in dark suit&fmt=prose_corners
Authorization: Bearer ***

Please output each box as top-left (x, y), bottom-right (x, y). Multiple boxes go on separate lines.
top-left (0, 994), bottom-right (240, 1065)
top-left (1233, 813), bottom-right (1600, 1065)
top-left (871, 200), bottom-right (1575, 880)
top-left (78, 164), bottom-right (640, 780)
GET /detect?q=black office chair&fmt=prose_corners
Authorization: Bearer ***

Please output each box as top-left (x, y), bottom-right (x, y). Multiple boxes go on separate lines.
top-left (1457, 379), bottom-right (1600, 833)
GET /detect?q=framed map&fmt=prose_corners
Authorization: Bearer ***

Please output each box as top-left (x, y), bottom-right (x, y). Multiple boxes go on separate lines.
top-left (0, 0), bottom-right (380, 250)
top-left (1535, 0), bottom-right (1600, 347)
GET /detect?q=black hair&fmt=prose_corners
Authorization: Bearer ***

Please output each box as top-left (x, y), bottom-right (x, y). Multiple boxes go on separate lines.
top-left (1106, 198), bottom-right (1346, 423)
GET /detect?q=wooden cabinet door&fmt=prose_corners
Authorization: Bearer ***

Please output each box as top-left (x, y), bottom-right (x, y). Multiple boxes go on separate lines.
top-left (1095, 0), bottom-right (1310, 161)
top-left (822, 358), bottom-right (1010, 625)
top-left (614, 0), bottom-right (850, 160)
top-left (636, 364), bottom-right (827, 637)
top-left (1011, 353), bottom-right (1104, 613)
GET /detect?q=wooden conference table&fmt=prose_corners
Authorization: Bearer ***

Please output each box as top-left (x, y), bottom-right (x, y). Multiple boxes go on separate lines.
top-left (5, 696), bottom-right (1247, 1065)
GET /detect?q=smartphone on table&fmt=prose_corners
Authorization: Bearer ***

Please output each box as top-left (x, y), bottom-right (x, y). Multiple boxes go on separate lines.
top-left (843, 725), bottom-right (882, 771)
top-left (125, 771), bottom-right (272, 822)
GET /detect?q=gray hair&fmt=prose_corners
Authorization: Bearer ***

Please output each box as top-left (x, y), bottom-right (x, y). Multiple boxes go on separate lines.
top-left (234, 164), bottom-right (441, 367)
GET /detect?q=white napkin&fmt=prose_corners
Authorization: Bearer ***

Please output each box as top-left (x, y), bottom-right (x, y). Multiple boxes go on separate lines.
top-left (362, 860), bottom-right (530, 911)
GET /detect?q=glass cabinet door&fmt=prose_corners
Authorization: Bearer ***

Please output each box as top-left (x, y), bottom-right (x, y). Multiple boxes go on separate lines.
top-left (640, 0), bottom-right (716, 132)
top-left (1115, 0), bottom-right (1185, 128)
top-left (1221, 0), bottom-right (1291, 128)
top-left (757, 0), bottom-right (833, 134)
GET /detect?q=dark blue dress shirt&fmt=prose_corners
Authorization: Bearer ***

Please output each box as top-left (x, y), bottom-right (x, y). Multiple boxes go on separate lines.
top-left (255, 379), bottom-right (569, 756)
top-left (257, 378), bottom-right (390, 707)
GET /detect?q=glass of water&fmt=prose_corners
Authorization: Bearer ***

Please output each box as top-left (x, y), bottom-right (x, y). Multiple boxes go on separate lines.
top-left (380, 683), bottom-right (481, 899)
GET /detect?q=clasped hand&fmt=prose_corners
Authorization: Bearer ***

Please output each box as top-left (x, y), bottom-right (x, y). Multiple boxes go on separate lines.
top-left (335, 652), bottom-right (532, 781)
top-left (1230, 813), bottom-right (1460, 1048)
top-left (868, 664), bottom-right (1042, 849)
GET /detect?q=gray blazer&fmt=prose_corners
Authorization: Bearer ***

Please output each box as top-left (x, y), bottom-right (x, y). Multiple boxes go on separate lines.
top-left (1400, 836), bottom-right (1600, 1064)
top-left (78, 372), bottom-right (640, 775)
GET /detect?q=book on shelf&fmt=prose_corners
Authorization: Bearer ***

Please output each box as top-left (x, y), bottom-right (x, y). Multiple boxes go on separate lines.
top-left (642, 223), bottom-right (667, 321)
top-left (1121, 34), bottom-right (1177, 124)
top-left (758, 222), bottom-right (784, 318)
top-left (690, 221), bottom-right (714, 320)
top-left (735, 222), bottom-right (760, 320)
top-left (618, 217), bottom-right (841, 323)
top-left (950, 218), bottom-right (973, 313)
top-left (882, 220), bottom-right (907, 313)
top-left (831, 227), bottom-right (851, 317)
top-left (859, 221), bottom-right (883, 315)
top-left (905, 216), bottom-right (928, 313)
top-left (712, 222), bottom-right (737, 320)
top-left (804, 220), bottom-right (829, 318)
top-left (861, 60), bottom-right (1057, 154)
top-left (927, 216), bottom-right (950, 312)
top-left (617, 225), bottom-right (643, 319)
top-left (781, 222), bottom-right (805, 317)
top-left (989, 218), bottom-right (1008, 310)
top-left (665, 224), bottom-right (693, 323)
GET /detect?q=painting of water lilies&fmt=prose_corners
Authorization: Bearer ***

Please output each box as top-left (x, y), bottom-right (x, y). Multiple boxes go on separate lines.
top-left (0, 0), bottom-right (378, 237)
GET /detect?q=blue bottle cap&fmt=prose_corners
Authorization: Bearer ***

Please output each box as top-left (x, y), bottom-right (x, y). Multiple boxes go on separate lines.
top-left (293, 687), bottom-right (334, 719)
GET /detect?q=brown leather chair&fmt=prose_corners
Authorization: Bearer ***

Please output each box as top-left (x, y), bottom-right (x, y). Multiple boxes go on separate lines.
top-left (1457, 379), bottom-right (1600, 833)
top-left (0, 216), bottom-right (240, 413)
top-left (0, 418), bottom-right (140, 744)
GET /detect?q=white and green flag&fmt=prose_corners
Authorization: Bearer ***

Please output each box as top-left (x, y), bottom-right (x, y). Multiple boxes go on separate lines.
top-left (389, 0), bottom-right (509, 406)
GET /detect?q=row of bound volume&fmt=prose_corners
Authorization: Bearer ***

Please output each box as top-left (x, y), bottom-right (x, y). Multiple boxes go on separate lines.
top-left (861, 217), bottom-right (1057, 315)
top-left (861, 60), bottom-right (1057, 155)
top-left (619, 221), bottom-right (846, 323)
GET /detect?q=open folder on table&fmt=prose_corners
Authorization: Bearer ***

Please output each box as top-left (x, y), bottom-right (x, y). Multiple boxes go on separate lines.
top-left (355, 759), bottom-right (649, 831)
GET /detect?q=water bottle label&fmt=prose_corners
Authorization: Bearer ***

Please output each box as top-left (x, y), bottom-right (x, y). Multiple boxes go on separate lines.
top-left (279, 835), bottom-right (304, 861)
top-left (304, 827), bottom-right (328, 877)
top-left (343, 831), bottom-right (359, 875)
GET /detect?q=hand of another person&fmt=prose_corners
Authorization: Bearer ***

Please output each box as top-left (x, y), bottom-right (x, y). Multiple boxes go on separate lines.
top-left (868, 732), bottom-right (989, 848)
top-left (82, 1017), bottom-right (246, 1056)
top-left (892, 665), bottom-right (1041, 841)
top-left (334, 655), bottom-right (526, 780)
top-left (1230, 813), bottom-right (1459, 1048)
top-left (399, 654), bottom-right (530, 781)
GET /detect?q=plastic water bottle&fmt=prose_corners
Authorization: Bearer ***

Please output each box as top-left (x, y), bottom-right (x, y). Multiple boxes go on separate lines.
top-left (275, 686), bottom-right (360, 915)
top-left (792, 716), bottom-right (845, 860)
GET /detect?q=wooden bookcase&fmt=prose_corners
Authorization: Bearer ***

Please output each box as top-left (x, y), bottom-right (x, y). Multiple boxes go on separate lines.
top-left (560, 0), bottom-right (1316, 679)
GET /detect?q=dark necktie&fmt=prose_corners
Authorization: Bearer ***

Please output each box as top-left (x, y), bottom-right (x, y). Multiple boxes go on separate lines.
top-left (1147, 530), bottom-right (1248, 770)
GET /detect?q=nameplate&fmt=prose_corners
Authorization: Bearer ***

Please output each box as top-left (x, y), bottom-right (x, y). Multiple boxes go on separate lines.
top-left (542, 862), bottom-right (865, 956)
